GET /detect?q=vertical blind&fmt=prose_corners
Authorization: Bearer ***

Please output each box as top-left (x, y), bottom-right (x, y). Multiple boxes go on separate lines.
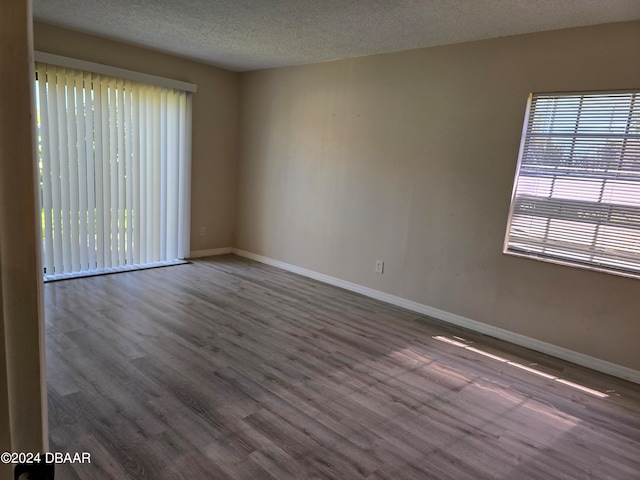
top-left (504, 91), bottom-right (640, 278)
top-left (35, 62), bottom-right (192, 281)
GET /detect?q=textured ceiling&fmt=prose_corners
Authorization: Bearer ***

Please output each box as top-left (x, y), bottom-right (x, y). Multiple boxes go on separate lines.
top-left (33, 0), bottom-right (640, 72)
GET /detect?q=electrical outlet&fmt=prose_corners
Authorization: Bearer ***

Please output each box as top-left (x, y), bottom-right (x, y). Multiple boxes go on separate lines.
top-left (200, 227), bottom-right (207, 236)
top-left (375, 260), bottom-right (384, 274)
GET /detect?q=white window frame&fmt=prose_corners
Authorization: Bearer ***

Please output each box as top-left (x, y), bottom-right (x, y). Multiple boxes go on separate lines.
top-left (504, 90), bottom-right (640, 279)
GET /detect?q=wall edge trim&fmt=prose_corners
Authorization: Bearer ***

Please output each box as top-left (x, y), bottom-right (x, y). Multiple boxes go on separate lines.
top-left (231, 248), bottom-right (640, 385)
top-left (189, 247), bottom-right (233, 258)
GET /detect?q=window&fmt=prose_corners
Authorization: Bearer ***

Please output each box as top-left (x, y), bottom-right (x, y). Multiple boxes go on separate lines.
top-left (35, 55), bottom-right (194, 280)
top-left (504, 91), bottom-right (640, 278)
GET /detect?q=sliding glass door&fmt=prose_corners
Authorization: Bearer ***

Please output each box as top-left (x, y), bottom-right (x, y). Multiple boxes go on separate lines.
top-left (35, 61), bottom-right (192, 280)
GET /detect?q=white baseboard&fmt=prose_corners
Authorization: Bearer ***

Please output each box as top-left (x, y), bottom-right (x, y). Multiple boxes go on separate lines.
top-left (232, 248), bottom-right (640, 385)
top-left (188, 247), bottom-right (233, 259)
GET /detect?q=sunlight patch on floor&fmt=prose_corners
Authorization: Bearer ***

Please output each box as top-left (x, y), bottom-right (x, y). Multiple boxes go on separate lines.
top-left (433, 335), bottom-right (608, 398)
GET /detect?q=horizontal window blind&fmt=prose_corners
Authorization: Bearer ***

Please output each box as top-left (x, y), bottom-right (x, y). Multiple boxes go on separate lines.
top-left (35, 62), bottom-right (192, 281)
top-left (505, 91), bottom-right (640, 278)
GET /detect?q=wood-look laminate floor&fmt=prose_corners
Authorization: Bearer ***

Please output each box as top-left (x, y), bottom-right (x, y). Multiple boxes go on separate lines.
top-left (45, 255), bottom-right (640, 480)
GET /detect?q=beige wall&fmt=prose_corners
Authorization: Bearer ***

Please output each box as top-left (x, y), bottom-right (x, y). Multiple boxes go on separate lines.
top-left (33, 22), bottom-right (239, 252)
top-left (1, 0), bottom-right (48, 473)
top-left (237, 21), bottom-right (640, 371)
